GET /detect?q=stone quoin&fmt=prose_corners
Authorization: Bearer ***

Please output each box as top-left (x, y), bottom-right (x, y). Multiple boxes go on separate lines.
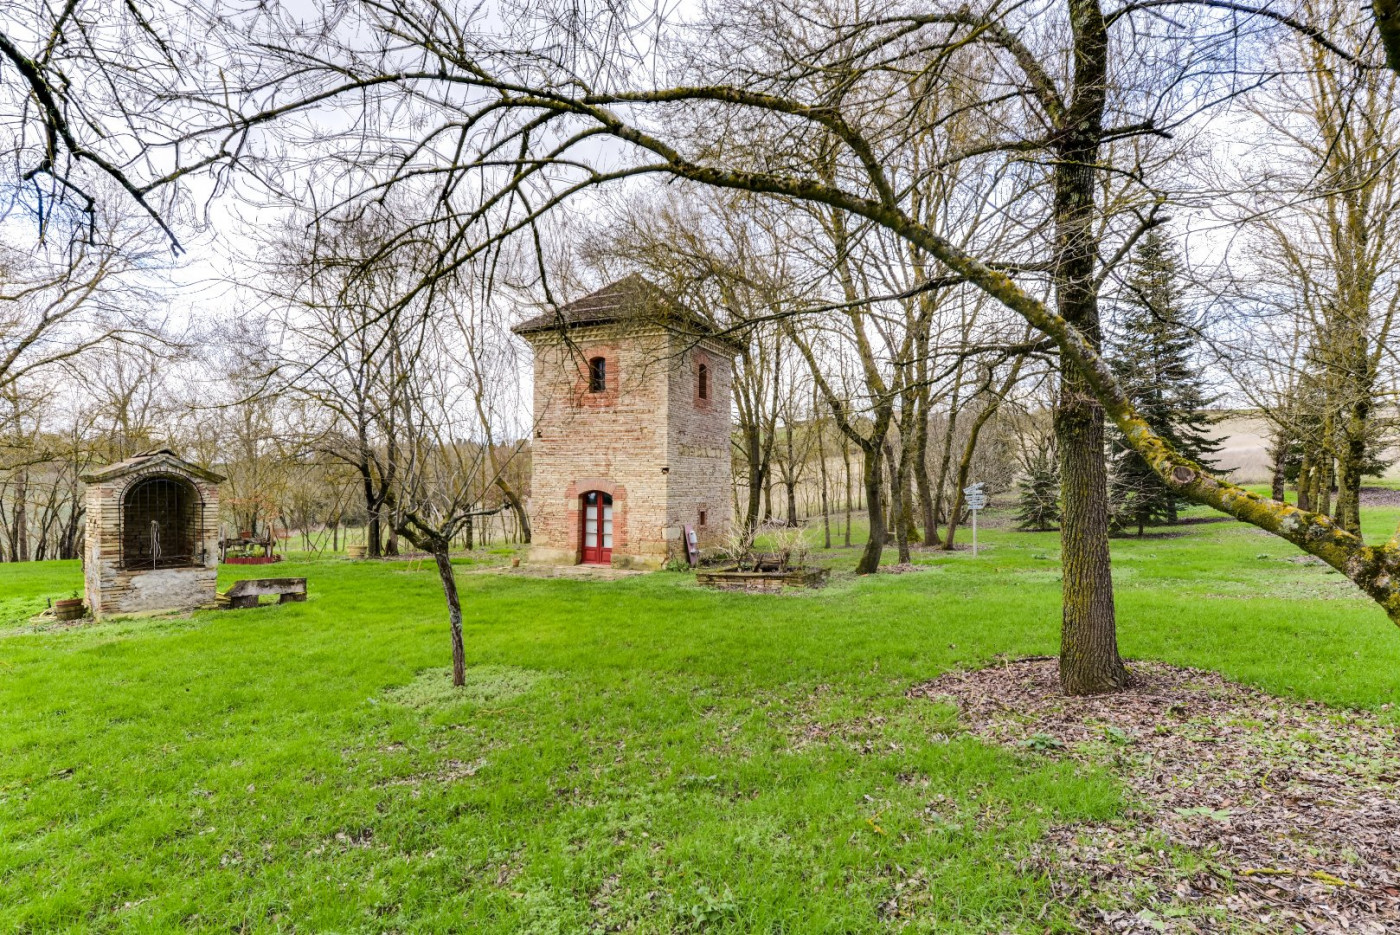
top-left (80, 449), bottom-right (224, 619)
top-left (513, 274), bottom-right (741, 569)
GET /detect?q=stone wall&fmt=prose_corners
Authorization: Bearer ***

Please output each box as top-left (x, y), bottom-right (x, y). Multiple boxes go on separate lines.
top-left (664, 336), bottom-right (734, 553)
top-left (84, 467), bottom-right (221, 618)
top-left (523, 325), bottom-right (735, 568)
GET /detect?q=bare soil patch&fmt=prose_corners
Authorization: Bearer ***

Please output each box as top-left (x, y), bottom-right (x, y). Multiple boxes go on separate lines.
top-left (911, 658), bottom-right (1400, 933)
top-left (881, 562), bottom-right (936, 574)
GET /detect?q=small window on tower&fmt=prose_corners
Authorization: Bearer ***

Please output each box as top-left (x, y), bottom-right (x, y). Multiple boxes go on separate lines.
top-left (698, 510), bottom-right (707, 527)
top-left (588, 356), bottom-right (607, 393)
top-left (697, 363), bottom-right (709, 400)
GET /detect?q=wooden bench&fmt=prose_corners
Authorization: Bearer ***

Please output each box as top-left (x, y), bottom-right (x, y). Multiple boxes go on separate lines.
top-left (218, 577), bottom-right (307, 609)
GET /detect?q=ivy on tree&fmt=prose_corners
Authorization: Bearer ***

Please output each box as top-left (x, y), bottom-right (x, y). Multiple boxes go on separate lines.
top-left (1107, 230), bottom-right (1223, 536)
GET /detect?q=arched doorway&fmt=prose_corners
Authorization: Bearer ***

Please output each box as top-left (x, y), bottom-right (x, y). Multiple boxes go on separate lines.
top-left (580, 490), bottom-right (613, 564)
top-left (122, 475), bottom-right (199, 568)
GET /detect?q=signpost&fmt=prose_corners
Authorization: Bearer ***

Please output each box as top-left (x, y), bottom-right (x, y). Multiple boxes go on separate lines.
top-left (963, 483), bottom-right (988, 556)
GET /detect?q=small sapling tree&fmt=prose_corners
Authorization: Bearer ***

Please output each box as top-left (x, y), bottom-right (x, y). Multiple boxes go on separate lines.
top-left (385, 283), bottom-right (527, 687)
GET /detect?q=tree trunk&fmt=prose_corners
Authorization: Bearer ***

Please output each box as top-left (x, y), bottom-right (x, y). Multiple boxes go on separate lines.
top-left (744, 425), bottom-right (765, 531)
top-left (856, 453), bottom-right (864, 510)
top-left (60, 504), bottom-right (82, 560)
top-left (941, 461), bottom-right (970, 550)
top-left (1337, 398), bottom-right (1368, 535)
top-left (431, 547), bottom-right (467, 687)
top-left (912, 330), bottom-right (937, 543)
top-left (497, 480), bottom-right (532, 543)
top-left (1052, 2), bottom-right (1129, 694)
top-left (12, 469), bottom-right (29, 562)
top-left (367, 512), bottom-right (381, 557)
top-left (842, 436), bottom-right (853, 547)
top-left (1317, 455), bottom-right (1333, 519)
top-left (885, 440), bottom-right (910, 564)
top-left (784, 420), bottom-right (798, 526)
top-left (360, 463), bottom-right (383, 558)
top-left (816, 414), bottom-right (832, 550)
top-left (943, 414), bottom-right (981, 550)
top-left (915, 434), bottom-right (935, 542)
top-left (1057, 389), bottom-right (1127, 693)
top-left (1270, 435), bottom-right (1287, 503)
top-left (856, 445), bottom-right (885, 574)
top-left (902, 469), bottom-right (920, 544)
top-left (1297, 450), bottom-right (1313, 511)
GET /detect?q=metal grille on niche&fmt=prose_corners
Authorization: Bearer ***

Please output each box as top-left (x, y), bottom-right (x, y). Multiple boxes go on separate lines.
top-left (121, 476), bottom-right (200, 568)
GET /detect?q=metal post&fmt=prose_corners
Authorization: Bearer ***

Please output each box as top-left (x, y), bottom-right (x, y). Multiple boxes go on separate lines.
top-left (963, 481), bottom-right (985, 558)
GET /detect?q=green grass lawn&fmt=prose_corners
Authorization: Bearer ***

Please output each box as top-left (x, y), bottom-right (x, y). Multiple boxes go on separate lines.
top-left (3, 504), bottom-right (1399, 933)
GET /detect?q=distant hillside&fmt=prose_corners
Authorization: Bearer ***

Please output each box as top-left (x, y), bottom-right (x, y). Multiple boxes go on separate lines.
top-left (1205, 411), bottom-right (1400, 484)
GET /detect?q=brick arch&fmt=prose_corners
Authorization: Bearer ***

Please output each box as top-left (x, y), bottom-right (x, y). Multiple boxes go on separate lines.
top-left (113, 468), bottom-right (207, 506)
top-left (115, 470), bottom-right (207, 568)
top-left (561, 479), bottom-right (629, 559)
top-left (567, 477), bottom-right (624, 499)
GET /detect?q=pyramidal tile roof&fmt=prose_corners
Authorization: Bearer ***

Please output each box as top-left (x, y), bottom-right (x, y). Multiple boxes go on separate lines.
top-left (512, 274), bottom-right (737, 348)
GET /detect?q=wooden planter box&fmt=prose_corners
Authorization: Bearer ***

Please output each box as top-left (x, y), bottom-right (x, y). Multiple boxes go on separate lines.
top-left (224, 555), bottom-right (281, 565)
top-left (53, 599), bottom-right (86, 621)
top-left (695, 566), bottom-right (830, 592)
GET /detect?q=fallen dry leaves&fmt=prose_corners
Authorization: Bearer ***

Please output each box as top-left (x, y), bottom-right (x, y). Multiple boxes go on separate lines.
top-left (911, 658), bottom-right (1400, 933)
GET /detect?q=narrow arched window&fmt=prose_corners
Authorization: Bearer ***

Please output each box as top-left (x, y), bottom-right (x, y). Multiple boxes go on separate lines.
top-left (588, 356), bottom-right (607, 393)
top-left (698, 363), bottom-right (709, 400)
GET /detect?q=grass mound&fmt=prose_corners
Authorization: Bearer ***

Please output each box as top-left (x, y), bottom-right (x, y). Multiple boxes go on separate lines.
top-left (383, 664), bottom-right (544, 708)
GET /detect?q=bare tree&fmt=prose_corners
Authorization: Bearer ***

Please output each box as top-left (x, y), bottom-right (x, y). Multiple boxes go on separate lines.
top-left (258, 210), bottom-right (422, 557)
top-left (1, 206), bottom-right (166, 398)
top-left (13, 0), bottom-right (1400, 694)
top-left (389, 284), bottom-right (523, 687)
top-left (165, 0), bottom-right (1400, 690)
top-left (1233, 6), bottom-right (1400, 536)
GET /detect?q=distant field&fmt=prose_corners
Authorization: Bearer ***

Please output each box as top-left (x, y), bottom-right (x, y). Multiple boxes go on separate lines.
top-left (1206, 410), bottom-right (1400, 484)
top-left (3, 503), bottom-right (1399, 932)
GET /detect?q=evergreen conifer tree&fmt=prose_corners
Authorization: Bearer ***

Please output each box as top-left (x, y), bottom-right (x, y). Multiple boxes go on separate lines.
top-left (1107, 230), bottom-right (1223, 535)
top-left (1016, 450), bottom-right (1061, 531)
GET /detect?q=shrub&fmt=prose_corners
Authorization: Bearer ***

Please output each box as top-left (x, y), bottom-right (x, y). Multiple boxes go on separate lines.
top-left (1016, 453), bottom-right (1061, 531)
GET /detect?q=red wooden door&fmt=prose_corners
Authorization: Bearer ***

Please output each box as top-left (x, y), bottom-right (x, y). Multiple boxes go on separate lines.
top-left (580, 491), bottom-right (613, 564)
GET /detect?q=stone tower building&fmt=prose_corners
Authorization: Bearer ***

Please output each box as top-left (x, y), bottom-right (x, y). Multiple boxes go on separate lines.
top-left (513, 275), bottom-right (739, 569)
top-left (80, 448), bottom-right (224, 619)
